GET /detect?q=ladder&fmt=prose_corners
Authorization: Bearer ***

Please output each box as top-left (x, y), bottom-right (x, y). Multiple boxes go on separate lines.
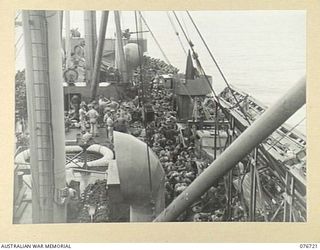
top-left (24, 11), bottom-right (54, 223)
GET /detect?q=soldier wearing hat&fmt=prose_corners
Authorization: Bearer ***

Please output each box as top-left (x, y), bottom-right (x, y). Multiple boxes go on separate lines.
top-left (152, 142), bottom-right (162, 155)
top-left (86, 104), bottom-right (99, 137)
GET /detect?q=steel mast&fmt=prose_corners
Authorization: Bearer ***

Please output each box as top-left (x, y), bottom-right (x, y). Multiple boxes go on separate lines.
top-left (65, 11), bottom-right (71, 69)
top-left (114, 11), bottom-right (129, 84)
top-left (90, 11), bottom-right (109, 100)
top-left (84, 11), bottom-right (97, 85)
top-left (22, 10), bottom-right (67, 223)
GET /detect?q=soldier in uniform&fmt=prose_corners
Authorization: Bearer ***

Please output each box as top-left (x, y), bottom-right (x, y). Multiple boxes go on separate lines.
top-left (86, 104), bottom-right (99, 137)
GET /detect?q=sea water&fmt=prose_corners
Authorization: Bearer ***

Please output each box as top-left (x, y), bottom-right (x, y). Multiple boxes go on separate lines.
top-left (143, 11), bottom-right (306, 133)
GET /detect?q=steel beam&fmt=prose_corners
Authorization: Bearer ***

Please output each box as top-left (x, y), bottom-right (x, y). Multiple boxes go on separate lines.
top-left (154, 76), bottom-right (306, 222)
top-left (22, 10), bottom-right (67, 223)
top-left (46, 10), bottom-right (67, 223)
top-left (114, 11), bottom-right (129, 83)
top-left (65, 11), bottom-right (71, 69)
top-left (84, 11), bottom-right (97, 85)
top-left (249, 148), bottom-right (257, 221)
top-left (22, 10), bottom-right (54, 223)
top-left (90, 11), bottom-right (109, 100)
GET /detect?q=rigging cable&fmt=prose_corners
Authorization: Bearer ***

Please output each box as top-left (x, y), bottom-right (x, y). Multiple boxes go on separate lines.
top-left (172, 12), bottom-right (252, 218)
top-left (15, 43), bottom-right (24, 60)
top-left (186, 11), bottom-right (252, 126)
top-left (173, 12), bottom-right (298, 220)
top-left (183, 11), bottom-right (303, 221)
top-left (15, 11), bottom-right (22, 22)
top-left (138, 11), bottom-right (171, 65)
top-left (172, 11), bottom-right (220, 102)
top-left (166, 12), bottom-right (187, 55)
top-left (134, 11), bottom-right (153, 198)
top-left (172, 10), bottom-right (230, 164)
top-left (172, 10), bottom-right (250, 135)
top-left (173, 11), bottom-right (255, 170)
top-left (15, 33), bottom-right (23, 47)
top-left (180, 12), bottom-right (191, 41)
top-left (172, 10), bottom-right (236, 131)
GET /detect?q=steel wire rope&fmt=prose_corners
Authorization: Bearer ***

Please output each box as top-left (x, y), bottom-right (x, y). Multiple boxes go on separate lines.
top-left (138, 11), bottom-right (171, 65)
top-left (180, 12), bottom-right (191, 41)
top-left (15, 32), bottom-right (25, 60)
top-left (15, 33), bottom-right (23, 48)
top-left (166, 12), bottom-right (187, 56)
top-left (173, 11), bottom-right (246, 219)
top-left (173, 10), bottom-right (236, 171)
top-left (173, 12), bottom-right (244, 156)
top-left (185, 12), bottom-right (293, 218)
top-left (134, 11), bottom-right (153, 198)
top-left (15, 10), bottom-right (22, 22)
top-left (15, 42), bottom-right (24, 60)
top-left (172, 10), bottom-right (231, 157)
top-left (172, 10), bottom-right (248, 145)
top-left (172, 11), bottom-right (220, 102)
top-left (172, 10), bottom-right (236, 137)
top-left (176, 11), bottom-right (300, 222)
top-left (186, 11), bottom-right (252, 126)
top-left (165, 12), bottom-right (197, 114)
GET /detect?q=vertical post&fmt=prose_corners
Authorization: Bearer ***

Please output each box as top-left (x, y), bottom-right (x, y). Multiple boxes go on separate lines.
top-left (136, 11), bottom-right (144, 58)
top-left (214, 103), bottom-right (218, 160)
top-left (137, 11), bottom-right (144, 41)
top-left (289, 177), bottom-right (295, 222)
top-left (254, 160), bottom-right (269, 221)
top-left (84, 11), bottom-right (97, 85)
top-left (224, 168), bottom-right (233, 221)
top-left (46, 10), bottom-right (67, 223)
top-left (249, 148), bottom-right (257, 221)
top-left (90, 11), bottom-right (109, 100)
top-left (65, 11), bottom-right (71, 69)
top-left (154, 77), bottom-right (305, 222)
top-left (114, 11), bottom-right (128, 83)
top-left (59, 11), bottom-right (63, 44)
top-left (284, 171), bottom-right (295, 222)
top-left (114, 23), bottom-right (119, 69)
top-left (22, 10), bottom-right (54, 223)
top-left (22, 11), bottom-right (38, 223)
top-left (283, 171), bottom-right (290, 221)
top-left (226, 118), bottom-right (234, 220)
top-left (22, 10), bottom-right (67, 223)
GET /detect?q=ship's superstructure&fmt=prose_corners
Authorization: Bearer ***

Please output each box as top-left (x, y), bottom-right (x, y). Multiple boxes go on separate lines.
top-left (14, 10), bottom-right (306, 223)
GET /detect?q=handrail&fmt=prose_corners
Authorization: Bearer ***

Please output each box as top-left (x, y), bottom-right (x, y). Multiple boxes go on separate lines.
top-left (154, 76), bottom-right (306, 222)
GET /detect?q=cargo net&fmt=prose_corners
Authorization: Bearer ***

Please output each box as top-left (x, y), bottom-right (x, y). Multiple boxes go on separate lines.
top-left (68, 180), bottom-right (111, 223)
top-left (66, 151), bottom-right (102, 163)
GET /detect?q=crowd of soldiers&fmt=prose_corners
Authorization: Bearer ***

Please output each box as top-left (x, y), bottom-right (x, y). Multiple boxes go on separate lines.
top-left (142, 56), bottom-right (180, 75)
top-left (65, 57), bottom-right (231, 222)
top-left (119, 56), bottom-right (233, 221)
top-left (137, 79), bottom-right (231, 222)
top-left (66, 94), bottom-right (140, 141)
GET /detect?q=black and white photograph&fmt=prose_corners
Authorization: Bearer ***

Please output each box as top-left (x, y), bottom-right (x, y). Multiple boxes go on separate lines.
top-left (13, 10), bottom-right (306, 224)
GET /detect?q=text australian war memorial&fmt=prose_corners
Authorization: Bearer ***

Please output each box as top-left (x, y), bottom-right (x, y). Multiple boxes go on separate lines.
top-left (14, 10), bottom-right (306, 223)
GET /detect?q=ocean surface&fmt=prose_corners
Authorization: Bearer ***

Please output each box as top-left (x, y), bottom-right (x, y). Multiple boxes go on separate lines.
top-left (15, 10), bottom-right (306, 133)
